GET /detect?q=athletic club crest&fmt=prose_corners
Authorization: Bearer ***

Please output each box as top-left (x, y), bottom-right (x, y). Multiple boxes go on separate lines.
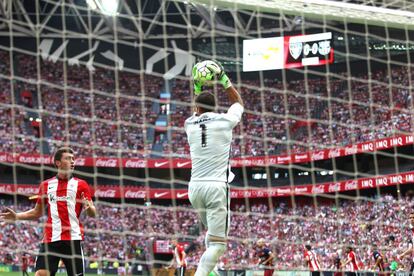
top-left (289, 41), bottom-right (303, 60)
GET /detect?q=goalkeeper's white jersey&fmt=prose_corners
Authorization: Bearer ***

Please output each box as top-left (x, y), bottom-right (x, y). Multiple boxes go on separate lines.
top-left (185, 103), bottom-right (244, 182)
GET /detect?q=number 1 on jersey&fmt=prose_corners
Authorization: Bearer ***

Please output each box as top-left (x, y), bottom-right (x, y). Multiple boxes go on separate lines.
top-left (200, 124), bottom-right (207, 147)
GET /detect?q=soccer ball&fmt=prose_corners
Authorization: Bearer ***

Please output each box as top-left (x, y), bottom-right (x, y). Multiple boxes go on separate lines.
top-left (192, 60), bottom-right (221, 85)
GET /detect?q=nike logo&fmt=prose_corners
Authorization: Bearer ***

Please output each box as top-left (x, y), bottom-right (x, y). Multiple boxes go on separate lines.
top-left (177, 161), bottom-right (191, 168)
top-left (154, 161), bottom-right (169, 168)
top-left (154, 192), bottom-right (169, 198)
top-left (176, 192), bottom-right (188, 198)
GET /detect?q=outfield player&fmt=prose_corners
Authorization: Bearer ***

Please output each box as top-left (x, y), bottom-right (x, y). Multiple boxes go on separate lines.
top-left (397, 212), bottom-right (414, 274)
top-left (371, 245), bottom-right (385, 272)
top-left (304, 245), bottom-right (321, 276)
top-left (185, 60), bottom-right (244, 276)
top-left (21, 253), bottom-right (30, 276)
top-left (167, 239), bottom-right (187, 276)
top-left (341, 246), bottom-right (360, 276)
top-left (0, 147), bottom-right (96, 276)
top-left (256, 239), bottom-right (275, 276)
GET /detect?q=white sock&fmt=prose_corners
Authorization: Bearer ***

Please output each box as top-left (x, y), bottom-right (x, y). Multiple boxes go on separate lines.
top-left (195, 242), bottom-right (226, 276)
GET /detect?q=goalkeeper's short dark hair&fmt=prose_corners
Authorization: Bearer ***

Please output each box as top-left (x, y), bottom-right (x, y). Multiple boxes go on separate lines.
top-left (195, 92), bottom-right (216, 112)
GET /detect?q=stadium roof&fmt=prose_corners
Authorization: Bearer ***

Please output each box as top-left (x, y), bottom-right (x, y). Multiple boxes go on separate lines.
top-left (1, 0), bottom-right (413, 41)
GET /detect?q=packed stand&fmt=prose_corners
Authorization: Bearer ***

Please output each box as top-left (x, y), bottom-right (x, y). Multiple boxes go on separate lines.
top-left (1, 194), bottom-right (413, 272)
top-left (1, 50), bottom-right (413, 159)
top-left (6, 53), bottom-right (162, 158)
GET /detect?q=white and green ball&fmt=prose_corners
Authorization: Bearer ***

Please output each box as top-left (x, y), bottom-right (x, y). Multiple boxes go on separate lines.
top-left (192, 60), bottom-right (218, 85)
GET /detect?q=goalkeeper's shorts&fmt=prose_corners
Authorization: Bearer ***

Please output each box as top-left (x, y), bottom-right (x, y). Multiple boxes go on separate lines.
top-left (189, 181), bottom-right (230, 238)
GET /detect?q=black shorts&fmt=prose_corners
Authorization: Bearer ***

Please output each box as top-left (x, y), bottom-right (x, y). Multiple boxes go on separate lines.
top-left (35, 240), bottom-right (85, 276)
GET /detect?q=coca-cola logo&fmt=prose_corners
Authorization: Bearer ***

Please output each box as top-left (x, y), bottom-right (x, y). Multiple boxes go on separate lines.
top-left (125, 160), bottom-right (146, 168)
top-left (0, 153), bottom-right (7, 162)
top-left (74, 158), bottom-right (86, 166)
top-left (344, 180), bottom-right (358, 190)
top-left (256, 190), bottom-right (265, 197)
top-left (242, 159), bottom-right (252, 166)
top-left (125, 190), bottom-right (146, 198)
top-left (268, 157), bottom-right (277, 164)
top-left (328, 183), bottom-right (341, 192)
top-left (328, 149), bottom-right (341, 158)
top-left (0, 185), bottom-right (13, 193)
top-left (311, 185), bottom-right (325, 194)
top-left (7, 154), bottom-right (14, 162)
top-left (95, 189), bottom-right (117, 198)
top-left (311, 151), bottom-right (325, 161)
top-left (95, 159), bottom-right (117, 167)
top-left (344, 146), bottom-right (358, 155)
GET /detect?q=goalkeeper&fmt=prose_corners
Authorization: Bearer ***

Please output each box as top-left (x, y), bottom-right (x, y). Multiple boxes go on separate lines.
top-left (185, 60), bottom-right (244, 276)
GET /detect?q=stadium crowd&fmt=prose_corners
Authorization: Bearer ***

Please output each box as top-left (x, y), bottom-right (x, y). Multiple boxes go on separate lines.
top-left (1, 51), bottom-right (412, 159)
top-left (1, 194), bottom-right (413, 272)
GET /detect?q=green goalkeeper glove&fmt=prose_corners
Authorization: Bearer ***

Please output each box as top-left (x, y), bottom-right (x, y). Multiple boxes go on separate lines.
top-left (207, 60), bottom-right (232, 89)
top-left (194, 82), bottom-right (202, 95)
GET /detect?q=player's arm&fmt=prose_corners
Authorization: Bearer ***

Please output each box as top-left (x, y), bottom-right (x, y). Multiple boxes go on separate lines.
top-left (0, 203), bottom-right (43, 221)
top-left (82, 192), bottom-right (97, 217)
top-left (226, 86), bottom-right (243, 106)
top-left (216, 62), bottom-right (243, 107)
top-left (304, 255), bottom-right (310, 267)
top-left (341, 257), bottom-right (352, 268)
top-left (398, 247), bottom-right (413, 260)
top-left (166, 253), bottom-right (176, 269)
top-left (180, 251), bottom-right (186, 266)
top-left (262, 250), bottom-right (274, 266)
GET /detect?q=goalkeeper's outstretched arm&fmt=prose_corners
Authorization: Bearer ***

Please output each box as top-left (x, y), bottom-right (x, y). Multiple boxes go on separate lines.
top-left (213, 61), bottom-right (243, 107)
top-left (226, 85), bottom-right (243, 107)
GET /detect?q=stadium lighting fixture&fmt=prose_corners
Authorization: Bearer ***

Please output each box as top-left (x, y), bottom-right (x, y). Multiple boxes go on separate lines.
top-left (86, 0), bottom-right (119, 16)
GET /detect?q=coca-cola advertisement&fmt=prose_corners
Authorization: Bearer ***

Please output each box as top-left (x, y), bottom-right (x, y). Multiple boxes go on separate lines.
top-left (124, 190), bottom-right (147, 199)
top-left (94, 188), bottom-right (118, 198)
top-left (0, 134), bottom-right (413, 168)
top-left (124, 159), bottom-right (147, 168)
top-left (344, 180), bottom-right (358, 191)
top-left (74, 158), bottom-right (86, 166)
top-left (311, 151), bottom-right (326, 161)
top-left (2, 169), bottom-right (414, 199)
top-left (95, 158), bottom-right (118, 168)
top-left (311, 185), bottom-right (326, 194)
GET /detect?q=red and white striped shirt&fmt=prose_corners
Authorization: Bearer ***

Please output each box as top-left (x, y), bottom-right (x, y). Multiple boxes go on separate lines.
top-left (347, 251), bottom-right (360, 272)
top-left (36, 176), bottom-right (92, 243)
top-left (174, 244), bottom-right (187, 268)
top-left (304, 249), bottom-right (320, 271)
